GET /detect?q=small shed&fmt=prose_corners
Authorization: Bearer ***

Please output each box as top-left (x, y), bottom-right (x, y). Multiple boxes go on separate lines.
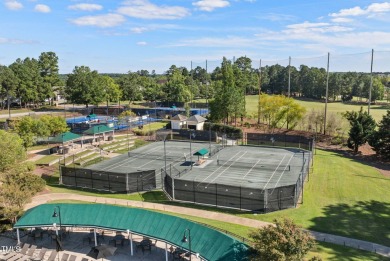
top-left (187, 115), bottom-right (207, 130)
top-left (170, 114), bottom-right (187, 130)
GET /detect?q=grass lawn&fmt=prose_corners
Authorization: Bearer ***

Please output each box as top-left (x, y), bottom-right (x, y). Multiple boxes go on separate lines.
top-left (46, 199), bottom-right (387, 260)
top-left (35, 155), bottom-right (61, 165)
top-left (246, 95), bottom-right (389, 122)
top-left (46, 148), bottom-right (390, 246)
top-left (237, 149), bottom-right (390, 246)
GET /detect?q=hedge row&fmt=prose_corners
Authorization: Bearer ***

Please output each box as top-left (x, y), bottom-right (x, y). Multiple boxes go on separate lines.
top-left (204, 122), bottom-right (243, 139)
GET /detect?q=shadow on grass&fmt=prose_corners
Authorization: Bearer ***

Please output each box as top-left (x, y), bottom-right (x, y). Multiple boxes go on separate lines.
top-left (309, 200), bottom-right (390, 247)
top-left (316, 148), bottom-right (390, 174)
top-left (313, 241), bottom-right (389, 261)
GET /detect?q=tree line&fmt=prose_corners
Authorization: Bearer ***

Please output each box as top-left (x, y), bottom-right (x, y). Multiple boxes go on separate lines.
top-left (1, 52), bottom-right (389, 111)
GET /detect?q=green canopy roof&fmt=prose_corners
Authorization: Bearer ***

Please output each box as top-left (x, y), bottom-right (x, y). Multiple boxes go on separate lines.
top-left (193, 148), bottom-right (209, 156)
top-left (52, 132), bottom-right (81, 143)
top-left (87, 114), bottom-right (97, 118)
top-left (15, 204), bottom-right (249, 261)
top-left (83, 125), bottom-right (113, 135)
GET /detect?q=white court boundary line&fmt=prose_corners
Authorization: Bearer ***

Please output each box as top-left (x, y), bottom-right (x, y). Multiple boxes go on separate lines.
top-left (261, 154), bottom-right (288, 190)
top-left (198, 150), bottom-right (243, 184)
top-left (269, 153), bottom-right (296, 193)
top-left (99, 146), bottom-right (163, 171)
top-left (202, 151), bottom-right (247, 186)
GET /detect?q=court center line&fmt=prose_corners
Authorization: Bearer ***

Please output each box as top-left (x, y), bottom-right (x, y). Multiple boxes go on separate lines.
top-left (207, 151), bottom-right (248, 185)
top-left (262, 154), bottom-right (287, 190)
top-left (198, 150), bottom-right (244, 184)
top-left (241, 158), bottom-right (263, 180)
top-left (270, 153), bottom-right (295, 193)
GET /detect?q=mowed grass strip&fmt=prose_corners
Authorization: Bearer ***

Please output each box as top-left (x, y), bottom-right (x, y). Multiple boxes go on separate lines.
top-left (239, 149), bottom-right (390, 246)
top-left (245, 95), bottom-right (389, 122)
top-left (46, 200), bottom-right (387, 260)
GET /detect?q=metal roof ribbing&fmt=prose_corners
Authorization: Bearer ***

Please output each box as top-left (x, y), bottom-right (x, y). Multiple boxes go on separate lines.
top-left (52, 132), bottom-right (81, 143)
top-left (14, 204), bottom-right (249, 261)
top-left (83, 125), bottom-right (113, 135)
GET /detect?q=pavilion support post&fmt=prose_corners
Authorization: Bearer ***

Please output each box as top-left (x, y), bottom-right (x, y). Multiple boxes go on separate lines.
top-left (54, 223), bottom-right (59, 236)
top-left (94, 229), bottom-right (97, 246)
top-left (16, 228), bottom-right (21, 245)
top-left (129, 230), bottom-right (133, 256)
top-left (165, 243), bottom-right (169, 261)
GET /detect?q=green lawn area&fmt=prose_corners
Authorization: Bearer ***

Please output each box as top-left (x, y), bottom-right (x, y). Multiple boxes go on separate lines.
top-left (246, 95), bottom-right (389, 122)
top-left (35, 154), bottom-right (61, 165)
top-left (46, 199), bottom-right (387, 260)
top-left (46, 148), bottom-right (390, 246)
top-left (237, 149), bottom-right (390, 246)
top-left (0, 108), bottom-right (32, 115)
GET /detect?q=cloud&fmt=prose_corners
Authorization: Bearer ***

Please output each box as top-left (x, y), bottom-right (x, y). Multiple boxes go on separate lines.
top-left (34, 4), bottom-right (51, 13)
top-left (169, 36), bottom-right (255, 48)
top-left (331, 17), bottom-right (354, 23)
top-left (131, 27), bottom-right (148, 33)
top-left (70, 13), bottom-right (126, 28)
top-left (137, 41), bottom-right (147, 45)
top-left (4, 0), bottom-right (23, 10)
top-left (192, 0), bottom-right (230, 12)
top-left (0, 37), bottom-right (36, 44)
top-left (129, 23), bottom-right (179, 34)
top-left (330, 2), bottom-right (390, 17)
top-left (68, 3), bottom-right (103, 11)
top-left (260, 13), bottom-right (296, 22)
top-left (286, 21), bottom-right (353, 33)
top-left (117, 0), bottom-right (190, 19)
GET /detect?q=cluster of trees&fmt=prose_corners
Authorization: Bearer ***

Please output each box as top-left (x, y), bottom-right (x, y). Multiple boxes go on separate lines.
top-left (2, 52), bottom-right (389, 113)
top-left (12, 115), bottom-right (68, 148)
top-left (209, 57), bottom-right (258, 124)
top-left (261, 65), bottom-right (388, 102)
top-left (0, 52), bottom-right (61, 109)
top-left (0, 130), bottom-right (45, 224)
top-left (344, 108), bottom-right (390, 159)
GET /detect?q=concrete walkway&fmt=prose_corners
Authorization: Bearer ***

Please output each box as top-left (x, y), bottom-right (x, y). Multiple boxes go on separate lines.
top-left (27, 193), bottom-right (390, 258)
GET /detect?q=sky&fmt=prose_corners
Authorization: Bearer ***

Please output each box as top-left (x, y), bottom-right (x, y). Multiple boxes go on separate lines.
top-left (1, 0), bottom-right (390, 74)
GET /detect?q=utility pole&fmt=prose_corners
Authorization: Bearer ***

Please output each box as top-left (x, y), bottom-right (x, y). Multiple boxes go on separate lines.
top-left (368, 49), bottom-right (374, 115)
top-left (324, 53), bottom-right (330, 135)
top-left (288, 56), bottom-right (291, 97)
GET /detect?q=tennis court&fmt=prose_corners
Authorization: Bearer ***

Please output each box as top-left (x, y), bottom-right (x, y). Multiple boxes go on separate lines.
top-left (86, 140), bottom-right (219, 175)
top-left (167, 145), bottom-right (312, 212)
top-left (180, 146), bottom-right (309, 189)
top-left (61, 140), bottom-right (312, 212)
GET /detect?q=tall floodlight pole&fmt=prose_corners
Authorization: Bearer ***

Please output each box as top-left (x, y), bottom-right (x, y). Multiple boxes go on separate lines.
top-left (324, 52), bottom-right (330, 135)
top-left (206, 60), bottom-right (208, 109)
top-left (257, 59), bottom-right (262, 124)
top-left (191, 61), bottom-right (193, 109)
top-left (368, 49), bottom-right (374, 115)
top-left (288, 56), bottom-right (291, 97)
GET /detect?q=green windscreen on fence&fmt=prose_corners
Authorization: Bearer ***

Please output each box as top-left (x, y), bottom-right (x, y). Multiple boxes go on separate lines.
top-left (14, 204), bottom-right (250, 261)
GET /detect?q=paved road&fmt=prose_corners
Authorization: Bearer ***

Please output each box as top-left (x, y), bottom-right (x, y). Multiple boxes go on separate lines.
top-left (27, 193), bottom-right (390, 258)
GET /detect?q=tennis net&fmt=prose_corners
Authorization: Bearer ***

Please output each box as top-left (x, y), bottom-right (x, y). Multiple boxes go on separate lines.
top-left (128, 152), bottom-right (185, 162)
top-left (217, 159), bottom-right (291, 171)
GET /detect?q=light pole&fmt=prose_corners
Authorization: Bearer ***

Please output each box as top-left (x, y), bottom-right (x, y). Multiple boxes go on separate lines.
top-left (182, 228), bottom-right (191, 261)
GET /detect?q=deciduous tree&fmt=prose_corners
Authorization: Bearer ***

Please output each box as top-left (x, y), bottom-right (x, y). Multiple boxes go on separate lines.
top-left (249, 218), bottom-right (315, 261)
top-left (0, 130), bottom-right (26, 172)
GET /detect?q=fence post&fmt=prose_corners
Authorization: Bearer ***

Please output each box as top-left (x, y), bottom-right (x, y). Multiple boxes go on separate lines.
top-left (193, 181), bottom-right (196, 203)
top-left (215, 184), bottom-right (218, 207)
top-left (172, 176), bottom-right (175, 200)
top-left (239, 186), bottom-right (242, 210)
top-left (264, 189), bottom-right (268, 213)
